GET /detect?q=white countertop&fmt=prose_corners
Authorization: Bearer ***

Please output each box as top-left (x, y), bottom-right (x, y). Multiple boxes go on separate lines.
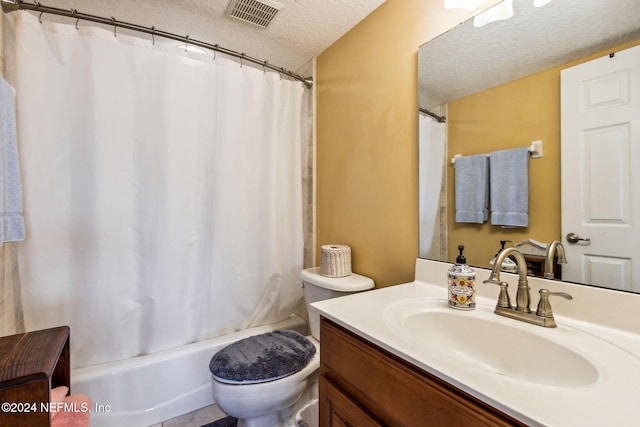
top-left (312, 258), bottom-right (640, 427)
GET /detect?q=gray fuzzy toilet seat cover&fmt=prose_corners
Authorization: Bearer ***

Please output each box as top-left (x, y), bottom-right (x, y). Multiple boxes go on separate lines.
top-left (209, 330), bottom-right (316, 384)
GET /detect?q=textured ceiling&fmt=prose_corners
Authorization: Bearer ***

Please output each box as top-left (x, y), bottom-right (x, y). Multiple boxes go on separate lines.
top-left (419, 0), bottom-right (640, 109)
top-left (12, 0), bottom-right (387, 74)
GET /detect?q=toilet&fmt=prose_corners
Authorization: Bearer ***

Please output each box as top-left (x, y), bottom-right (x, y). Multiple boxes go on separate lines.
top-left (210, 267), bottom-right (374, 427)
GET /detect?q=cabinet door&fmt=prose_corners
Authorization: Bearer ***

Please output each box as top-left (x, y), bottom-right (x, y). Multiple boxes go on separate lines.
top-left (319, 375), bottom-right (384, 427)
top-left (320, 318), bottom-right (525, 427)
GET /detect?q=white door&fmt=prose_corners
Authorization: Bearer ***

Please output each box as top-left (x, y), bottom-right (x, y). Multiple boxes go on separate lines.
top-left (561, 44), bottom-right (640, 292)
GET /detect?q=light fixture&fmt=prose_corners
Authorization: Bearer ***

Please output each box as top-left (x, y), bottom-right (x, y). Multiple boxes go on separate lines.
top-left (533, 0), bottom-right (552, 6)
top-left (444, 0), bottom-right (486, 11)
top-left (473, 0), bottom-right (513, 27)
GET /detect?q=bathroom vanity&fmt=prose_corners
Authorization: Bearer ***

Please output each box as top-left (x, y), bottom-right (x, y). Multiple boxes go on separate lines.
top-left (312, 258), bottom-right (640, 426)
top-left (319, 317), bottom-right (523, 426)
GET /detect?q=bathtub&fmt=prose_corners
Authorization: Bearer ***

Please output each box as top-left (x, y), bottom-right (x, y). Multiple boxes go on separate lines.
top-left (71, 314), bottom-right (307, 427)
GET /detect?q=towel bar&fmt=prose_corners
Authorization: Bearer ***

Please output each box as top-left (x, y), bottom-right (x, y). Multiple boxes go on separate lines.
top-left (451, 140), bottom-right (543, 164)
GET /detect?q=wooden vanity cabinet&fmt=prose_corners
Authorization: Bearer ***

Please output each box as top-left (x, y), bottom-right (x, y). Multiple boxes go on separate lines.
top-left (319, 317), bottom-right (525, 427)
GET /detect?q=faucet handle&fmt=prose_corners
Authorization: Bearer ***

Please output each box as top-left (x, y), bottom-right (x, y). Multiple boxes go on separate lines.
top-left (485, 280), bottom-right (512, 308)
top-left (536, 289), bottom-right (572, 318)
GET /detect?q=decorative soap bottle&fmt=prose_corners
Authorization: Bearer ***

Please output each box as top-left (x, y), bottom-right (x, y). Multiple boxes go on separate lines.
top-left (448, 245), bottom-right (476, 310)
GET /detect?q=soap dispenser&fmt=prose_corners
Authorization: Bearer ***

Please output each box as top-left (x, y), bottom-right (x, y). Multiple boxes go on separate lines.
top-left (489, 240), bottom-right (517, 273)
top-left (448, 245), bottom-right (476, 310)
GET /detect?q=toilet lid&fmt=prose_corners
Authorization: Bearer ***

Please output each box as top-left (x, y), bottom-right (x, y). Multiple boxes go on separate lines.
top-left (209, 329), bottom-right (316, 384)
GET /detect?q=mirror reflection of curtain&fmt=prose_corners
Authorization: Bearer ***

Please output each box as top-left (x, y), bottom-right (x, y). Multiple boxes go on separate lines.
top-left (7, 11), bottom-right (306, 368)
top-left (418, 110), bottom-right (447, 260)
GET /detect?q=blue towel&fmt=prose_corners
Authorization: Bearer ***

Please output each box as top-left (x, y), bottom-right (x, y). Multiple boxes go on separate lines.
top-left (490, 147), bottom-right (529, 227)
top-left (0, 76), bottom-right (25, 244)
top-left (454, 154), bottom-right (489, 223)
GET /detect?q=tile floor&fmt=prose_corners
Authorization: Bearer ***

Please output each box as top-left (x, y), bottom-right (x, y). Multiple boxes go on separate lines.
top-left (149, 404), bottom-right (227, 427)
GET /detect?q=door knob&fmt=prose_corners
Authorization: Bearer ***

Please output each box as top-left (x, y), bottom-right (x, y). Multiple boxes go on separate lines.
top-left (566, 233), bottom-right (591, 244)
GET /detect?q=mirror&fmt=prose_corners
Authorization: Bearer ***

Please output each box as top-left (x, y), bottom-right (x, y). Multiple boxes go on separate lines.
top-left (418, 0), bottom-right (640, 291)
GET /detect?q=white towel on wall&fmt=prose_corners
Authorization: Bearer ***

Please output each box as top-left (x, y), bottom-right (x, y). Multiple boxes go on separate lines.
top-left (0, 76), bottom-right (25, 244)
top-left (490, 147), bottom-right (529, 228)
top-left (454, 154), bottom-right (489, 223)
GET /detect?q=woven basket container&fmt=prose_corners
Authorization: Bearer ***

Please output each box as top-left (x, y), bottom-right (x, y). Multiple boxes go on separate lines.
top-left (320, 245), bottom-right (352, 278)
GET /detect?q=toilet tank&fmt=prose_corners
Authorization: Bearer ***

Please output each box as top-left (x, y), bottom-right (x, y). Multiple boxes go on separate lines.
top-left (300, 267), bottom-right (374, 340)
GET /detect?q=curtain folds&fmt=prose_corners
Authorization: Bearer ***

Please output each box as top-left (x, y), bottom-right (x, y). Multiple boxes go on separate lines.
top-left (418, 113), bottom-right (447, 260)
top-left (8, 11), bottom-right (305, 367)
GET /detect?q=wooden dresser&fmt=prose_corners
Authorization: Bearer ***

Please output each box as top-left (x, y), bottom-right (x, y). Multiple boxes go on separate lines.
top-left (0, 326), bottom-right (70, 427)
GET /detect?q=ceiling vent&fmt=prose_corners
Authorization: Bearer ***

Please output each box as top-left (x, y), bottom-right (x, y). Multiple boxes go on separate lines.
top-left (226, 0), bottom-right (283, 29)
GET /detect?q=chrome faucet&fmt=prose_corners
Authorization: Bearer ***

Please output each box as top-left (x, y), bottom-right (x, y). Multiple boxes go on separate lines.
top-left (483, 247), bottom-right (572, 327)
top-left (544, 240), bottom-right (568, 279)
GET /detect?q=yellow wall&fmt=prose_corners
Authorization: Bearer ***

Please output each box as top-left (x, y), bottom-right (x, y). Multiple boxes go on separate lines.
top-left (447, 68), bottom-right (560, 266)
top-left (446, 39), bottom-right (640, 268)
top-left (315, 0), bottom-right (481, 287)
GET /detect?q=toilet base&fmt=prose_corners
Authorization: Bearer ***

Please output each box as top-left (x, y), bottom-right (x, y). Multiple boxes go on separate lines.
top-left (236, 412), bottom-right (279, 427)
top-left (227, 372), bottom-right (318, 427)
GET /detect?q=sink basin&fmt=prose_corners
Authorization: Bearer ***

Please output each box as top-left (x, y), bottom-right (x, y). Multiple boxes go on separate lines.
top-left (384, 299), bottom-right (599, 387)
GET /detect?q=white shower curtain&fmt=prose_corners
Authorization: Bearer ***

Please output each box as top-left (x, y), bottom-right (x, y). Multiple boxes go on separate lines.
top-left (418, 113), bottom-right (446, 260)
top-left (7, 12), bottom-right (305, 368)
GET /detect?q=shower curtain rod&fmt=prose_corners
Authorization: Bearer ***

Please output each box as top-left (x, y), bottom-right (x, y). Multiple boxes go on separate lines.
top-left (1, 0), bottom-right (314, 89)
top-left (419, 107), bottom-right (446, 123)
